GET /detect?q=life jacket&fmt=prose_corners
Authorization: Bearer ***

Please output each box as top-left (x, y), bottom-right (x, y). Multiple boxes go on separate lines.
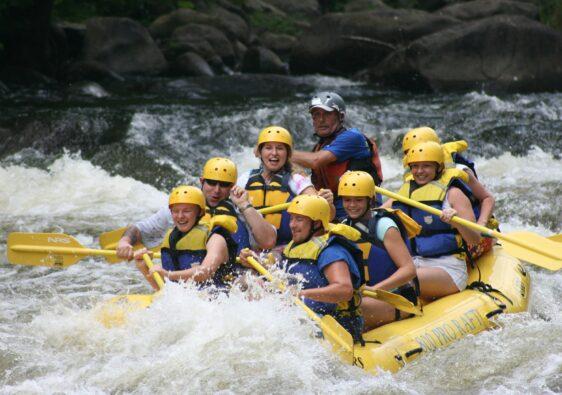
top-left (312, 127), bottom-right (383, 195)
top-left (245, 168), bottom-right (294, 246)
top-left (282, 225), bottom-right (363, 309)
top-left (393, 168), bottom-right (480, 260)
top-left (341, 208), bottom-right (419, 287)
top-left (403, 140), bottom-right (472, 181)
top-left (160, 216), bottom-right (238, 288)
top-left (203, 199), bottom-right (250, 254)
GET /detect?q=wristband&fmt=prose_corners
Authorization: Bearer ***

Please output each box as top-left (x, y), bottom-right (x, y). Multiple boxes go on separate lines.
top-left (240, 203), bottom-right (253, 212)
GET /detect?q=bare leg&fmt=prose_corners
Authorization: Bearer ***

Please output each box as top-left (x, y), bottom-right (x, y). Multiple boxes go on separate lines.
top-left (416, 267), bottom-right (459, 299)
top-left (361, 298), bottom-right (398, 331)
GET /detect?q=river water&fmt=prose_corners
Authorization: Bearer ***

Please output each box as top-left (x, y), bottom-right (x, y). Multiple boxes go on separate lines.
top-left (0, 75), bottom-right (561, 393)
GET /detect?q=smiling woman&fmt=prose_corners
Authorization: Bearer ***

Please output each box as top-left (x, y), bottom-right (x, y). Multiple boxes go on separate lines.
top-left (238, 125), bottom-right (321, 247)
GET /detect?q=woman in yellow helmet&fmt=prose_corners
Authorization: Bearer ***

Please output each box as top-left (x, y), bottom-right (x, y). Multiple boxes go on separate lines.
top-left (133, 185), bottom-right (238, 290)
top-left (387, 142), bottom-right (482, 298)
top-left (338, 171), bottom-right (418, 329)
top-left (237, 125), bottom-right (334, 247)
top-left (402, 126), bottom-right (496, 260)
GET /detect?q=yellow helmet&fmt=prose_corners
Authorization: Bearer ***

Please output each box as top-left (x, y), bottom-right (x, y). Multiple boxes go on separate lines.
top-left (168, 185), bottom-right (206, 214)
top-left (402, 127), bottom-right (440, 153)
top-left (338, 171), bottom-right (375, 198)
top-left (257, 126), bottom-right (293, 151)
top-left (287, 195), bottom-right (331, 230)
top-left (201, 157), bottom-right (237, 183)
top-left (406, 141), bottom-right (444, 166)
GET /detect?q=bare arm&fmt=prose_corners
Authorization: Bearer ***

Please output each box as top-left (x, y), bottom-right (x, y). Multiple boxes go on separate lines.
top-left (292, 149), bottom-right (337, 171)
top-left (160, 233), bottom-right (229, 283)
top-left (367, 228), bottom-right (416, 291)
top-left (465, 170), bottom-right (495, 226)
top-left (116, 225), bottom-right (142, 260)
top-left (230, 186), bottom-right (277, 249)
top-left (446, 187), bottom-right (482, 245)
top-left (299, 261), bottom-right (354, 303)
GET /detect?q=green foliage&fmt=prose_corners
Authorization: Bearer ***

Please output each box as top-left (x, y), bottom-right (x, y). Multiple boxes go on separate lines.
top-left (539, 0), bottom-right (562, 30)
top-left (177, 1), bottom-right (194, 9)
top-left (249, 11), bottom-right (301, 36)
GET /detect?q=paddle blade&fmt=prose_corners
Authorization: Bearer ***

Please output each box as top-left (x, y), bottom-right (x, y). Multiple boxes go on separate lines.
top-left (363, 289), bottom-right (423, 316)
top-left (548, 234), bottom-right (562, 243)
top-left (95, 293), bottom-right (157, 327)
top-left (320, 315), bottom-right (354, 364)
top-left (8, 233), bottom-right (85, 268)
top-left (502, 232), bottom-right (562, 271)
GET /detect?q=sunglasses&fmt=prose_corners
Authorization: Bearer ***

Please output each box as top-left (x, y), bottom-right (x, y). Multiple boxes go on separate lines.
top-left (205, 179), bottom-right (233, 188)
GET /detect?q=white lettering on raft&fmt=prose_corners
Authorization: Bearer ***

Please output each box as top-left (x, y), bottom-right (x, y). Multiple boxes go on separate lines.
top-left (47, 237), bottom-right (71, 244)
top-left (414, 309), bottom-right (486, 351)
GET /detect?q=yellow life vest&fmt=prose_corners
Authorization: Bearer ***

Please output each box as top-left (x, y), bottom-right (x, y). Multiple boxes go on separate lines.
top-left (245, 170), bottom-right (293, 229)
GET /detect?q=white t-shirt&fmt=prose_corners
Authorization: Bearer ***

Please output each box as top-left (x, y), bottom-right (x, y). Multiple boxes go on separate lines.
top-left (237, 169), bottom-right (314, 196)
top-left (134, 204), bottom-right (257, 248)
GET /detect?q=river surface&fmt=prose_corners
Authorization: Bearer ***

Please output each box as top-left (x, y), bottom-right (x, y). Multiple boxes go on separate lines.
top-left (0, 75), bottom-right (561, 394)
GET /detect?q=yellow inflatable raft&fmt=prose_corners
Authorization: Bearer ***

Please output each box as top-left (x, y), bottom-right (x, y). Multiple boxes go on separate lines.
top-left (352, 246), bottom-right (530, 374)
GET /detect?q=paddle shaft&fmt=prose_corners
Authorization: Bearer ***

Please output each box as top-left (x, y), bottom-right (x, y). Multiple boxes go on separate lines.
top-left (246, 257), bottom-right (353, 353)
top-left (9, 244), bottom-right (161, 259)
top-left (376, 186), bottom-right (561, 261)
top-left (143, 254), bottom-right (165, 290)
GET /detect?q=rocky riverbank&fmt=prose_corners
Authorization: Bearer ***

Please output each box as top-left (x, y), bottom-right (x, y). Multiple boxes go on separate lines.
top-left (1, 0), bottom-right (561, 93)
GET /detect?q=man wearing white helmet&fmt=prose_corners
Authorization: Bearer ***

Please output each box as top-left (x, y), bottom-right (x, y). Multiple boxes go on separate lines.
top-left (292, 91), bottom-right (383, 218)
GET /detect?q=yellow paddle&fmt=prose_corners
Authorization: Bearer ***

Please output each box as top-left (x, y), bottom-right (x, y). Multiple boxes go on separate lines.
top-left (361, 289), bottom-right (423, 316)
top-left (96, 254), bottom-right (163, 327)
top-left (246, 256), bottom-right (354, 362)
top-left (548, 234), bottom-right (562, 243)
top-left (7, 232), bottom-right (161, 268)
top-left (375, 186), bottom-right (562, 271)
top-left (98, 202), bottom-right (292, 261)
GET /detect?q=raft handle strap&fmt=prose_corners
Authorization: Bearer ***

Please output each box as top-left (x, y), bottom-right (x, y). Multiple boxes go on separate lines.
top-left (467, 281), bottom-right (513, 307)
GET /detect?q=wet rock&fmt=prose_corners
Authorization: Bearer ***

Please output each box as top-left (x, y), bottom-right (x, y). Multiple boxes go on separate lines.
top-left (64, 60), bottom-right (125, 82)
top-left (369, 15), bottom-right (562, 93)
top-left (173, 52), bottom-right (215, 76)
top-left (265, 0), bottom-right (320, 17)
top-left (438, 0), bottom-right (539, 21)
top-left (170, 24), bottom-right (235, 67)
top-left (243, 0), bottom-right (287, 17)
top-left (242, 45), bottom-right (288, 74)
top-left (344, 0), bottom-right (389, 12)
top-left (259, 32), bottom-right (297, 58)
top-left (209, 6), bottom-right (250, 43)
top-left (66, 81), bottom-right (110, 98)
top-left (290, 9), bottom-right (459, 75)
top-left (84, 17), bottom-right (167, 74)
top-left (149, 9), bottom-right (217, 39)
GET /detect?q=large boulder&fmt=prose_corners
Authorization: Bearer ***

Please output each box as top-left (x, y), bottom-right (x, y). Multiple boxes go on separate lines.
top-left (149, 9), bottom-right (216, 39)
top-left (170, 24), bottom-right (235, 67)
top-left (172, 52), bottom-right (215, 76)
top-left (259, 32), bottom-right (297, 58)
top-left (290, 9), bottom-right (459, 75)
top-left (264, 0), bottom-right (320, 17)
top-left (83, 17), bottom-right (167, 74)
top-left (209, 6), bottom-right (250, 43)
top-left (242, 46), bottom-right (287, 74)
top-left (344, 0), bottom-right (389, 12)
top-left (438, 0), bottom-right (539, 21)
top-left (368, 15), bottom-right (562, 92)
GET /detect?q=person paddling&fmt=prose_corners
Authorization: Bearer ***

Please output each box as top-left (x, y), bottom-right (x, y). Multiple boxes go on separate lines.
top-left (387, 142), bottom-right (482, 299)
top-left (338, 171), bottom-right (419, 330)
top-left (116, 157), bottom-right (276, 260)
top-left (238, 125), bottom-right (335, 247)
top-left (291, 92), bottom-right (383, 218)
top-left (401, 127), bottom-right (497, 259)
top-left (133, 186), bottom-right (238, 290)
top-left (240, 195), bottom-right (365, 341)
